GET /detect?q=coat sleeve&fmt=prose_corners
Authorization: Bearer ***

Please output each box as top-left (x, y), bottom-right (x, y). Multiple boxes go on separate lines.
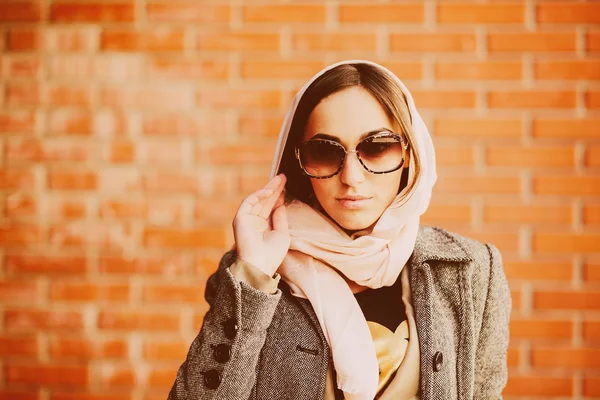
top-left (168, 250), bottom-right (282, 400)
top-left (474, 243), bottom-right (512, 399)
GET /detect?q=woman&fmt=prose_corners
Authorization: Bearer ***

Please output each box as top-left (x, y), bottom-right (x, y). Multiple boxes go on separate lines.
top-left (168, 60), bottom-right (511, 400)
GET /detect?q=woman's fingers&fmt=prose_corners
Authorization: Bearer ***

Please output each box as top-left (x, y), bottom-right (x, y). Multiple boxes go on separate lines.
top-left (272, 203), bottom-right (288, 234)
top-left (258, 176), bottom-right (286, 219)
top-left (236, 187), bottom-right (274, 217)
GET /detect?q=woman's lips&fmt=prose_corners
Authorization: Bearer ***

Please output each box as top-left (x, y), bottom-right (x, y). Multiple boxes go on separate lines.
top-left (336, 197), bottom-right (372, 209)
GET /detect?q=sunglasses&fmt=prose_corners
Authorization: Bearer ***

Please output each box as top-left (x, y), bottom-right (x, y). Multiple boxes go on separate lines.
top-left (295, 130), bottom-right (409, 179)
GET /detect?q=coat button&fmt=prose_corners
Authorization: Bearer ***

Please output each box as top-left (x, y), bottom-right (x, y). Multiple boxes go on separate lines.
top-left (203, 369), bottom-right (221, 389)
top-left (211, 343), bottom-right (231, 363)
top-left (223, 318), bottom-right (238, 339)
top-left (433, 351), bottom-right (444, 372)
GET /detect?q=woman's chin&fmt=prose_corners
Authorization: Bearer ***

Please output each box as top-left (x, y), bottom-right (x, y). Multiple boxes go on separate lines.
top-left (333, 214), bottom-right (378, 234)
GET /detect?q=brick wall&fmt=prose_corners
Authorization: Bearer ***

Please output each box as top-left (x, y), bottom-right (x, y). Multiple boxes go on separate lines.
top-left (0, 0), bottom-right (599, 399)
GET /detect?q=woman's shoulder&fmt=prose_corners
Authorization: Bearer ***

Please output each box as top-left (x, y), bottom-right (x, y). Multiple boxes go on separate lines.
top-left (416, 225), bottom-right (500, 265)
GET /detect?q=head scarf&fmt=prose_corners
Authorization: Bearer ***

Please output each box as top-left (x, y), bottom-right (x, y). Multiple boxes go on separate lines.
top-left (269, 60), bottom-right (436, 400)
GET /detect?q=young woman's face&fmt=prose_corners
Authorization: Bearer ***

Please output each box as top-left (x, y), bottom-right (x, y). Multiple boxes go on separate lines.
top-left (303, 86), bottom-right (408, 232)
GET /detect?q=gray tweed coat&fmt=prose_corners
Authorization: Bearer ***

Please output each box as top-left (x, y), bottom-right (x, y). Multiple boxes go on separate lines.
top-left (168, 225), bottom-right (511, 400)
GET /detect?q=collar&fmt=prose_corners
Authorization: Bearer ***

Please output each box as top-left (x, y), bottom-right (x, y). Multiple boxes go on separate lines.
top-left (410, 225), bottom-right (473, 264)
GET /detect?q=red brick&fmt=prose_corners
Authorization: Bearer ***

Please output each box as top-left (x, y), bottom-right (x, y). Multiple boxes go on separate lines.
top-left (99, 199), bottom-right (145, 219)
top-left (488, 90), bottom-right (576, 108)
top-left (147, 2), bottom-right (229, 23)
top-left (412, 90), bottom-right (476, 109)
top-left (585, 146), bottom-right (600, 167)
top-left (48, 55), bottom-right (144, 82)
top-left (438, 3), bottom-right (524, 23)
top-left (0, 281), bottom-right (39, 303)
top-left (99, 255), bottom-right (186, 276)
top-left (7, 139), bottom-right (90, 163)
top-left (143, 283), bottom-right (205, 304)
top-left (243, 5), bottom-right (325, 23)
top-left (583, 261), bottom-right (600, 282)
top-left (50, 282), bottom-right (129, 302)
top-left (96, 364), bottom-right (135, 386)
top-left (588, 90), bottom-right (600, 108)
top-left (534, 290), bottom-right (600, 310)
top-left (0, 2), bottom-right (42, 22)
top-left (208, 145), bottom-right (273, 165)
top-left (48, 110), bottom-right (93, 136)
top-left (504, 376), bottom-right (573, 397)
top-left (0, 111), bottom-right (37, 135)
top-left (380, 61), bottom-right (423, 80)
top-left (107, 140), bottom-right (135, 163)
top-left (142, 172), bottom-right (199, 194)
top-left (507, 346), bottom-right (519, 367)
top-left (5, 309), bottom-right (84, 332)
top-left (0, 225), bottom-right (41, 246)
top-left (143, 340), bottom-right (188, 361)
top-left (0, 392), bottom-right (39, 400)
top-left (5, 254), bottom-right (87, 275)
top-left (488, 32), bottom-right (576, 52)
top-left (145, 58), bottom-right (229, 81)
top-left (98, 168), bottom-right (142, 193)
top-left (7, 364), bottom-right (88, 386)
top-left (47, 84), bottom-right (93, 106)
top-left (198, 31), bottom-right (280, 52)
top-left (292, 33), bottom-right (376, 52)
top-left (584, 377), bottom-right (600, 396)
top-left (0, 169), bottom-right (36, 190)
top-left (589, 31), bottom-right (600, 52)
top-left (434, 118), bottom-right (522, 138)
top-left (48, 223), bottom-right (135, 249)
top-left (532, 176), bottom-right (600, 196)
top-left (533, 118), bottom-right (600, 139)
top-left (6, 193), bottom-right (38, 217)
top-left (238, 114), bottom-right (284, 138)
top-left (486, 146), bottom-right (575, 167)
top-left (49, 337), bottom-right (128, 359)
top-left (148, 366), bottom-right (178, 388)
top-left (142, 113), bottom-right (232, 137)
top-left (3, 55), bottom-right (41, 78)
top-left (45, 196), bottom-right (88, 219)
top-left (435, 61), bottom-right (522, 80)
top-left (435, 175), bottom-right (520, 194)
top-left (48, 170), bottom-right (97, 191)
top-left (143, 227), bottom-right (227, 249)
top-left (421, 204), bottom-right (471, 224)
top-left (510, 318), bottom-right (572, 341)
top-left (390, 33), bottom-right (476, 52)
top-left (7, 28), bottom-right (41, 51)
top-left (425, 146), bottom-right (474, 167)
top-left (535, 60), bottom-right (600, 80)
top-left (584, 204), bottom-right (600, 224)
top-left (101, 29), bottom-right (185, 52)
top-left (241, 60), bottom-right (325, 79)
top-left (537, 2), bottom-right (600, 24)
top-left (484, 203), bottom-right (571, 224)
top-left (0, 335), bottom-right (38, 357)
top-left (463, 232), bottom-right (520, 252)
top-left (195, 199), bottom-right (239, 223)
top-left (504, 260), bottom-right (572, 281)
top-left (98, 311), bottom-right (180, 332)
top-left (339, 4), bottom-right (424, 23)
top-left (532, 347), bottom-right (600, 369)
top-left (100, 87), bottom-right (193, 111)
top-left (6, 83), bottom-right (41, 105)
top-left (583, 321), bottom-right (600, 343)
top-left (511, 290), bottom-right (522, 310)
top-left (51, 2), bottom-right (134, 23)
top-left (196, 88), bottom-right (280, 109)
top-left (50, 393), bottom-right (131, 400)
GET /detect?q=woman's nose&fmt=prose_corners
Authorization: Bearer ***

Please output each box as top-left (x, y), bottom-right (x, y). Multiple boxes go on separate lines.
top-left (339, 152), bottom-right (365, 187)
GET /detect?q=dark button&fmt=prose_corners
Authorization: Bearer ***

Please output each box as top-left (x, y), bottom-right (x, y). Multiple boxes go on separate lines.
top-left (223, 318), bottom-right (238, 339)
top-left (433, 351), bottom-right (444, 372)
top-left (203, 369), bottom-right (221, 389)
top-left (211, 343), bottom-right (231, 363)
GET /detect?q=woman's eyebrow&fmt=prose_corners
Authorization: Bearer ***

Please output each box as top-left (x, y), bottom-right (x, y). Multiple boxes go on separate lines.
top-left (310, 127), bottom-right (393, 142)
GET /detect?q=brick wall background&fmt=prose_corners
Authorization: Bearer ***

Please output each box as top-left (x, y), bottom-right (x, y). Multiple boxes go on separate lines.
top-left (0, 0), bottom-right (599, 399)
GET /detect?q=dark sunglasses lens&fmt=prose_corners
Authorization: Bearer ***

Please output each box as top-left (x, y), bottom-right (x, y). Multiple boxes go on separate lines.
top-left (357, 136), bottom-right (404, 172)
top-left (299, 141), bottom-right (344, 177)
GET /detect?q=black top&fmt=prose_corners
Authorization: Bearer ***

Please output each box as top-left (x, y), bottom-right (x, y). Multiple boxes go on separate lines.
top-left (354, 273), bottom-right (406, 332)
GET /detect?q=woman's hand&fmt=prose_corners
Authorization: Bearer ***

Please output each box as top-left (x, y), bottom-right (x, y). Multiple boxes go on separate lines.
top-left (233, 174), bottom-right (290, 277)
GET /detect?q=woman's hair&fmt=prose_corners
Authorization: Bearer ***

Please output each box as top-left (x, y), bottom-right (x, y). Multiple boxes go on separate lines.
top-left (278, 63), bottom-right (421, 205)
